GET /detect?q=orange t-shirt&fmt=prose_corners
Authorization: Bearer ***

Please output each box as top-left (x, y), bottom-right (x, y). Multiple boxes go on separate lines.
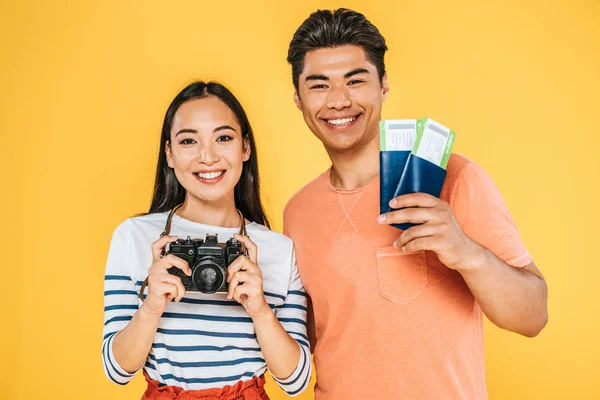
top-left (283, 154), bottom-right (531, 400)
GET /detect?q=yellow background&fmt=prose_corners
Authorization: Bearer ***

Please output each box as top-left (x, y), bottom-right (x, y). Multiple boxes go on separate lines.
top-left (1, 0), bottom-right (598, 398)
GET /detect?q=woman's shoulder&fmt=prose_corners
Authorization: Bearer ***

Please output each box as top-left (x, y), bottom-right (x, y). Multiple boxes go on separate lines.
top-left (247, 223), bottom-right (294, 251)
top-left (112, 212), bottom-right (169, 238)
top-left (249, 223), bottom-right (292, 241)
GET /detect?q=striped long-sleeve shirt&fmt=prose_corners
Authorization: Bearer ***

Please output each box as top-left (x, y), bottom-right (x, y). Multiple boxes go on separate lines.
top-left (102, 212), bottom-right (311, 396)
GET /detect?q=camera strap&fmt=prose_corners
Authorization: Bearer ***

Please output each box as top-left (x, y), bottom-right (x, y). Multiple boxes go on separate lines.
top-left (139, 204), bottom-right (248, 301)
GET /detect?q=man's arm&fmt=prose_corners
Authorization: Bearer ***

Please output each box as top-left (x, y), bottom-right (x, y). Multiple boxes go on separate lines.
top-left (380, 192), bottom-right (548, 337)
top-left (452, 246), bottom-right (547, 337)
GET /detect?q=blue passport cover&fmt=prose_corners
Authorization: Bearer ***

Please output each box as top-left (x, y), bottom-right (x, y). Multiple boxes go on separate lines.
top-left (379, 150), bottom-right (411, 216)
top-left (390, 155), bottom-right (447, 230)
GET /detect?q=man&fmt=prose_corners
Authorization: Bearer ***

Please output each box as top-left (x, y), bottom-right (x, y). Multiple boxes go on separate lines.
top-left (283, 8), bottom-right (548, 400)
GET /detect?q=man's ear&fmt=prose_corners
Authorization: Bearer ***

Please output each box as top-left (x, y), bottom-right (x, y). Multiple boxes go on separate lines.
top-left (242, 138), bottom-right (251, 162)
top-left (294, 90), bottom-right (302, 111)
top-left (165, 141), bottom-right (174, 168)
top-left (381, 73), bottom-right (390, 101)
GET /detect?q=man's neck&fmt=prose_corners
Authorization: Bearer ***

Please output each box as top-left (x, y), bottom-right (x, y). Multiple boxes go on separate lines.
top-left (327, 134), bottom-right (379, 190)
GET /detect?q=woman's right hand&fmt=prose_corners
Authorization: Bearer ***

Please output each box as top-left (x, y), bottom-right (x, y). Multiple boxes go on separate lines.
top-left (142, 235), bottom-right (192, 316)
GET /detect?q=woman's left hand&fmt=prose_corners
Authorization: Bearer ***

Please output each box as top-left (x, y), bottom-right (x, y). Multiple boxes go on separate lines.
top-left (226, 234), bottom-right (271, 319)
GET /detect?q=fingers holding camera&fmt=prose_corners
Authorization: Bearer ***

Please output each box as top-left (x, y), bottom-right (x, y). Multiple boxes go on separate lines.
top-left (151, 235), bottom-right (179, 263)
top-left (227, 271), bottom-right (253, 299)
top-left (227, 256), bottom-right (262, 299)
top-left (228, 270), bottom-right (270, 318)
top-left (233, 234), bottom-right (258, 264)
top-left (143, 253), bottom-right (191, 314)
top-left (225, 256), bottom-right (269, 316)
top-left (232, 282), bottom-right (265, 305)
top-left (158, 254), bottom-right (192, 277)
top-left (227, 254), bottom-right (260, 279)
top-left (143, 277), bottom-right (181, 315)
top-left (148, 272), bottom-right (186, 302)
top-left (149, 280), bottom-right (180, 302)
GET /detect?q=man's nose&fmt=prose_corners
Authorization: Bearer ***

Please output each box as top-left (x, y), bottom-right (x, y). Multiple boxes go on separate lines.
top-left (326, 85), bottom-right (351, 110)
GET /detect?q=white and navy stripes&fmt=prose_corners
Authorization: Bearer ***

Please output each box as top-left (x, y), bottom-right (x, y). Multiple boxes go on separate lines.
top-left (102, 213), bottom-right (311, 395)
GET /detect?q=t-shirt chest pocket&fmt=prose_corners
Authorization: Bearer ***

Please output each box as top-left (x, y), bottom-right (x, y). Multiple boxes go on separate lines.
top-left (375, 246), bottom-right (429, 305)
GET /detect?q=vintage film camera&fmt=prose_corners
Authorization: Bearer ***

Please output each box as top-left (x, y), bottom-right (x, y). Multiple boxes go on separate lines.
top-left (166, 235), bottom-right (245, 294)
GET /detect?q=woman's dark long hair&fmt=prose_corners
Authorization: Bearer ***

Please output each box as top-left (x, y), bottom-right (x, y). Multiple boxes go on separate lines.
top-left (147, 81), bottom-right (270, 228)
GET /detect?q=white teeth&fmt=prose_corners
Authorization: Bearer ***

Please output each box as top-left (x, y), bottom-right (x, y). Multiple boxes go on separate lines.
top-left (196, 171), bottom-right (224, 180)
top-left (328, 117), bottom-right (356, 126)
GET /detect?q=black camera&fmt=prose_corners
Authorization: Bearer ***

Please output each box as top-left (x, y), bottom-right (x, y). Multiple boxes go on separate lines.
top-left (165, 235), bottom-right (245, 294)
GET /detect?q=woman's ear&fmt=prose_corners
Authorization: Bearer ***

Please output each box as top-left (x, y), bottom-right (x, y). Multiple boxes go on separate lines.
top-left (242, 138), bottom-right (251, 162)
top-left (165, 141), bottom-right (174, 168)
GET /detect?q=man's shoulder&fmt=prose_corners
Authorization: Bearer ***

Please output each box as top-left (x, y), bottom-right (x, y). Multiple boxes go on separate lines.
top-left (445, 153), bottom-right (477, 178)
top-left (444, 153), bottom-right (489, 189)
top-left (441, 152), bottom-right (510, 218)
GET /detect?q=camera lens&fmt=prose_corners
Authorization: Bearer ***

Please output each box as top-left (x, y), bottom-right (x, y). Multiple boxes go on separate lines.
top-left (200, 268), bottom-right (217, 285)
top-left (192, 257), bottom-right (226, 294)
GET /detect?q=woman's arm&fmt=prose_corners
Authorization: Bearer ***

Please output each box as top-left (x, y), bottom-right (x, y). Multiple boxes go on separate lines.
top-left (227, 235), bottom-right (312, 395)
top-left (251, 308), bottom-right (303, 379)
top-left (103, 232), bottom-right (191, 379)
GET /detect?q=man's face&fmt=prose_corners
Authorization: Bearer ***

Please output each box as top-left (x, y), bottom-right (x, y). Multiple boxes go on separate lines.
top-left (294, 45), bottom-right (389, 154)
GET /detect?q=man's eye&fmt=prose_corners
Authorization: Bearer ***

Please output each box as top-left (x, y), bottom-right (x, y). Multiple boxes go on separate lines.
top-left (180, 138), bottom-right (196, 145)
top-left (217, 135), bottom-right (233, 142)
top-left (348, 80), bottom-right (364, 86)
top-left (310, 84), bottom-right (328, 90)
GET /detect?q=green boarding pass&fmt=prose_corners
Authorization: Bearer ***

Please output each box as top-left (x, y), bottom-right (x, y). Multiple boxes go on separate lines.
top-left (412, 117), bottom-right (456, 169)
top-left (379, 119), bottom-right (417, 151)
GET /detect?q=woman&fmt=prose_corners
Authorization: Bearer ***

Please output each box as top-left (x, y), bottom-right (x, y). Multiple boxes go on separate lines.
top-left (102, 81), bottom-right (311, 399)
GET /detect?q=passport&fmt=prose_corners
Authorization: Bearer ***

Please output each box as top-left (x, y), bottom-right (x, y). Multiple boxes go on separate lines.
top-left (380, 117), bottom-right (456, 230)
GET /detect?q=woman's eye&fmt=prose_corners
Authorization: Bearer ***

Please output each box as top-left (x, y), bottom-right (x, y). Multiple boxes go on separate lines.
top-left (180, 138), bottom-right (196, 145)
top-left (216, 135), bottom-right (233, 142)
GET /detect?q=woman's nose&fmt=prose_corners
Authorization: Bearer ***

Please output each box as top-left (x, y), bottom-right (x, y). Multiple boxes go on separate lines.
top-left (198, 143), bottom-right (219, 164)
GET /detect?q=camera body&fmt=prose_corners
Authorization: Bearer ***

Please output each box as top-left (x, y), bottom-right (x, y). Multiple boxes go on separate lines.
top-left (165, 235), bottom-right (244, 294)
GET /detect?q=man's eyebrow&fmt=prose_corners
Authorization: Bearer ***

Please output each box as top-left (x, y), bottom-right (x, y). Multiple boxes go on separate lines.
top-left (344, 68), bottom-right (370, 79)
top-left (304, 68), bottom-right (370, 83)
top-left (305, 74), bottom-right (329, 82)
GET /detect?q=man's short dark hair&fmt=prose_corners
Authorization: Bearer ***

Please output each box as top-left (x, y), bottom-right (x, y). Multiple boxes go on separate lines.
top-left (287, 8), bottom-right (388, 92)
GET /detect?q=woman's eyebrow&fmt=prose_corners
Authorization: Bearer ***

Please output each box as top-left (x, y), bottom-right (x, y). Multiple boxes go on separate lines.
top-left (175, 129), bottom-right (197, 136)
top-left (214, 125), bottom-right (236, 133)
top-left (175, 126), bottom-right (236, 136)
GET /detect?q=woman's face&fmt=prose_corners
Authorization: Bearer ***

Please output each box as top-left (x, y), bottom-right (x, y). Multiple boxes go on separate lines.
top-left (166, 95), bottom-right (250, 205)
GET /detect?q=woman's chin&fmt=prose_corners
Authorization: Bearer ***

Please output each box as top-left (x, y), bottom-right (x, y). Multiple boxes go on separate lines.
top-left (179, 175), bottom-right (239, 205)
top-left (187, 189), bottom-right (233, 205)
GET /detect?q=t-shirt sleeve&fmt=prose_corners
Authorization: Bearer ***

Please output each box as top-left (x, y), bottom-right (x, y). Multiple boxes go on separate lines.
top-left (101, 220), bottom-right (141, 385)
top-left (272, 247), bottom-right (312, 396)
top-left (449, 162), bottom-right (532, 268)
